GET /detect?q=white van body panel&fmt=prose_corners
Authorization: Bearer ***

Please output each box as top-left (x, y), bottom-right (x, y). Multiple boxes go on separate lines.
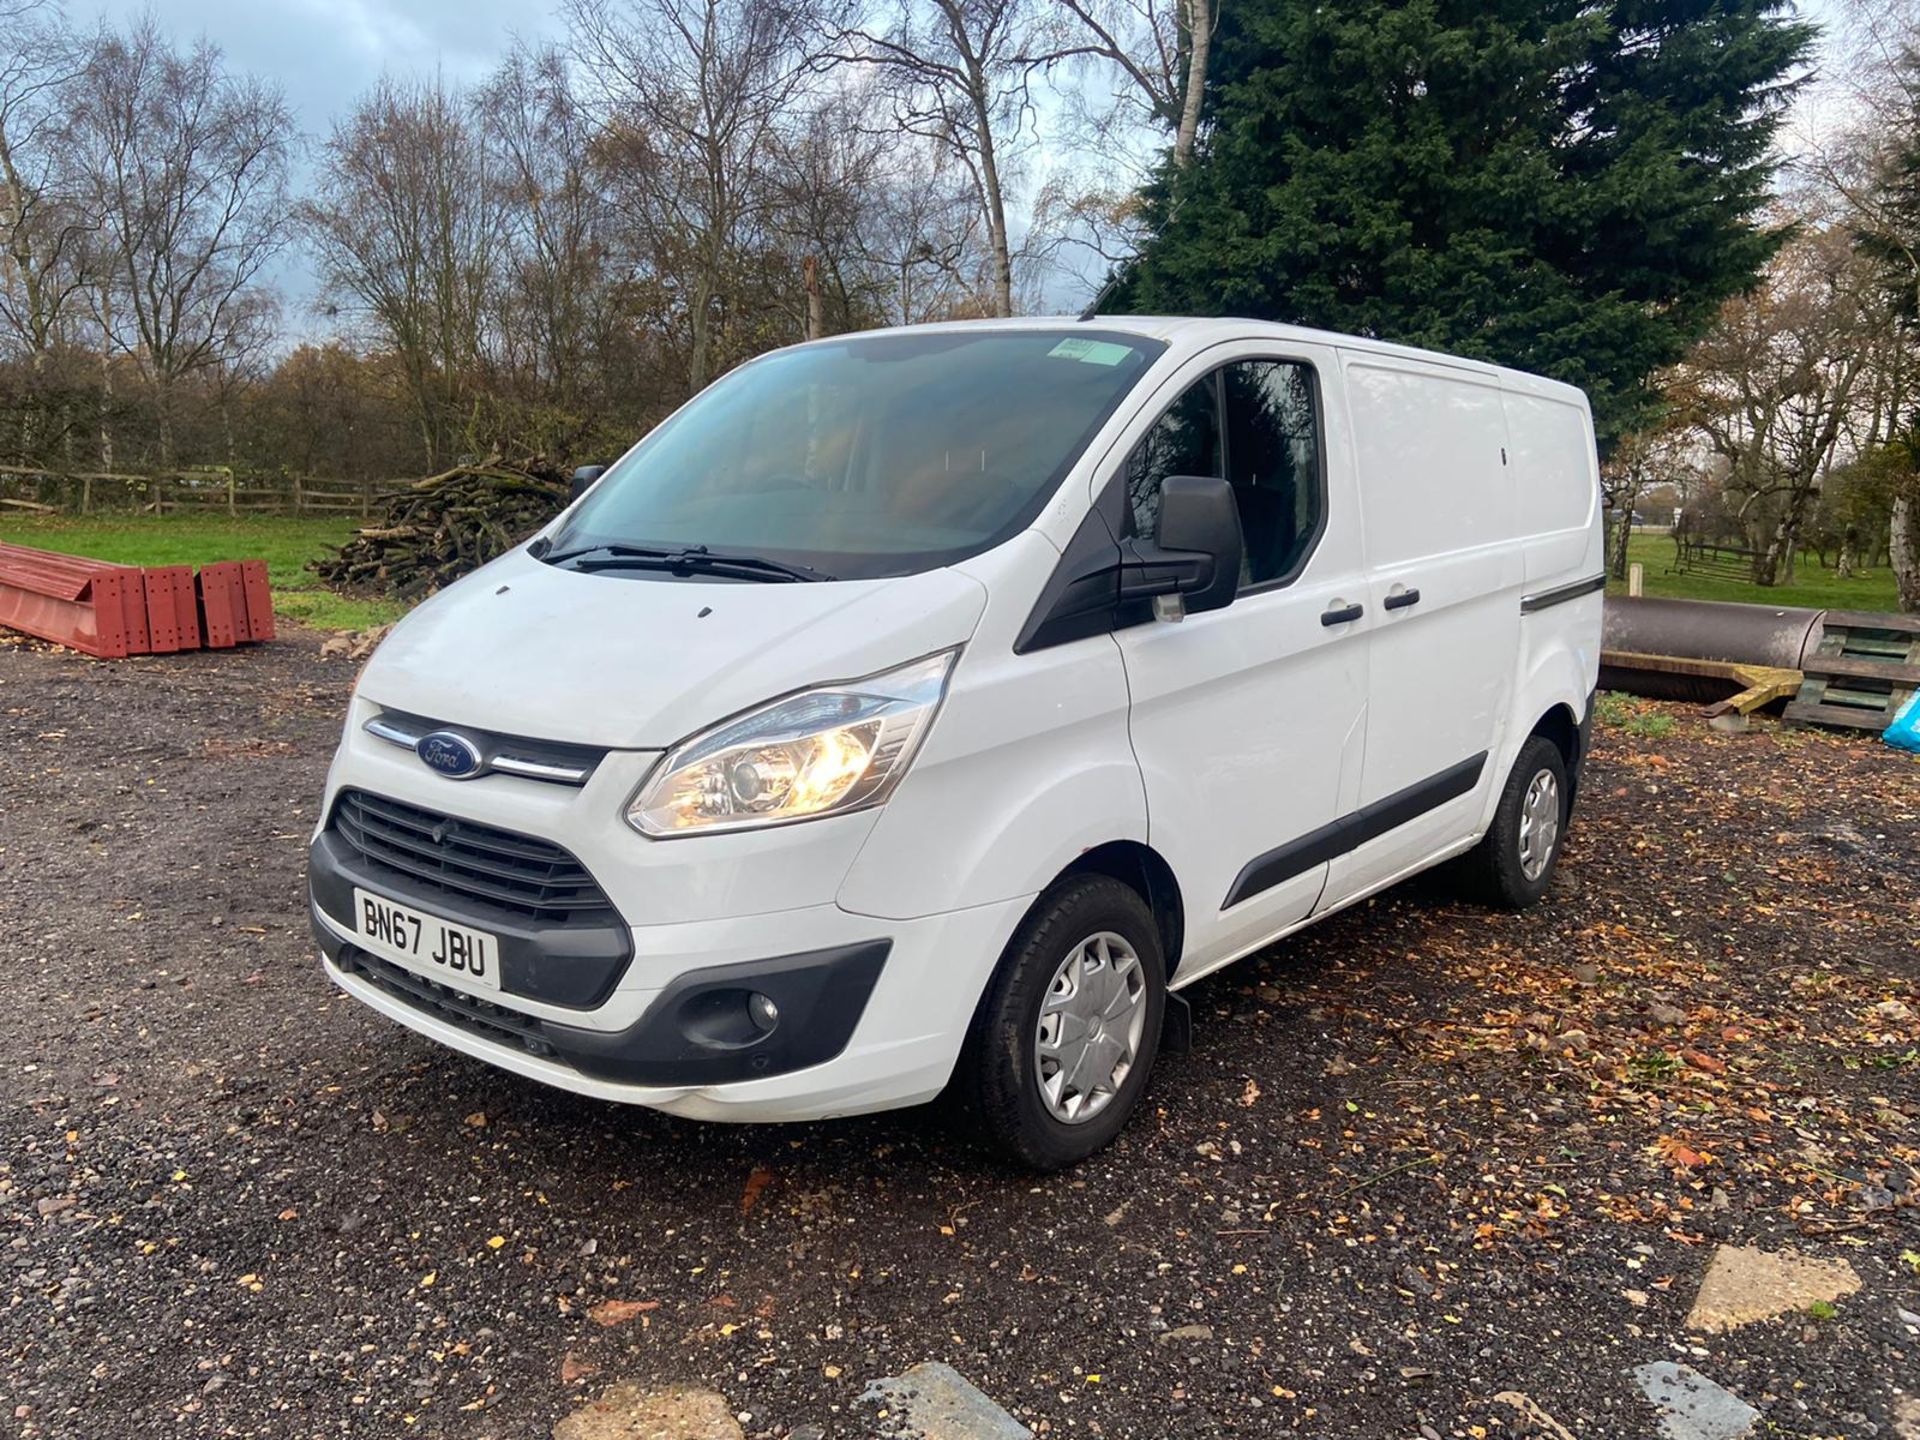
top-left (359, 546), bottom-right (989, 749)
top-left (1503, 380), bottom-right (1606, 586)
top-left (311, 314), bottom-right (1604, 1126)
top-left (1090, 336), bottom-right (1373, 981)
top-left (1321, 354), bottom-right (1522, 902)
top-left (836, 533), bottom-right (1147, 921)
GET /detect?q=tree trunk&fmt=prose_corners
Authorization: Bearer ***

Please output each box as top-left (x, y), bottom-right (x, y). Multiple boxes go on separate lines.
top-left (689, 268), bottom-right (714, 393)
top-left (1755, 482), bottom-right (1818, 587)
top-left (156, 383), bottom-right (175, 470)
top-left (972, 75), bottom-right (1014, 318)
top-left (1609, 486), bottom-right (1639, 579)
top-left (1893, 494), bottom-right (1920, 613)
top-left (1173, 0), bottom-right (1210, 169)
top-left (98, 297), bottom-right (115, 471)
top-left (804, 256), bottom-right (823, 341)
top-left (21, 349), bottom-right (43, 461)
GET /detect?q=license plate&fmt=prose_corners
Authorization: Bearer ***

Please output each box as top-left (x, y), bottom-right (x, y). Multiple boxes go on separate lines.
top-left (351, 887), bottom-right (501, 992)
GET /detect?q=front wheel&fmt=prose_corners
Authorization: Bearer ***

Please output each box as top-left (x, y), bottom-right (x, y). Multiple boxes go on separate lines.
top-left (1456, 735), bottom-right (1570, 909)
top-left (954, 875), bottom-right (1166, 1170)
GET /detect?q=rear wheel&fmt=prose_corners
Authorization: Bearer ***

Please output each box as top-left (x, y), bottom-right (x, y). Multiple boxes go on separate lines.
top-left (954, 875), bottom-right (1165, 1170)
top-left (1457, 735), bottom-right (1570, 909)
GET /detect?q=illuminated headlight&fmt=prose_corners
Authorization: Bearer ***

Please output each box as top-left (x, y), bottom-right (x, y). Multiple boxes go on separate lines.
top-left (627, 651), bottom-right (957, 836)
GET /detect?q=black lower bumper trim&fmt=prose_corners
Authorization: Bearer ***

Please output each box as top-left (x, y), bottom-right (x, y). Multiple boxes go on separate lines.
top-left (317, 909), bottom-right (891, 1087)
top-left (309, 830), bottom-right (632, 1009)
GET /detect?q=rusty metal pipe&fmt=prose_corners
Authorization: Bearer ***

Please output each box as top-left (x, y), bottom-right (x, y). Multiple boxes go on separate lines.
top-left (1602, 597), bottom-right (1826, 671)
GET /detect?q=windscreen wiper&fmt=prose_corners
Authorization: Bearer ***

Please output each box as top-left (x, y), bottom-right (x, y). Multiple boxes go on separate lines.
top-left (540, 541), bottom-right (672, 566)
top-left (564, 544), bottom-right (836, 583)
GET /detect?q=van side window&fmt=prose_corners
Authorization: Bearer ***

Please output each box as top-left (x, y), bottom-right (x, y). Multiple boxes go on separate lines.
top-left (1125, 377), bottom-right (1222, 541)
top-left (1222, 360), bottom-right (1320, 586)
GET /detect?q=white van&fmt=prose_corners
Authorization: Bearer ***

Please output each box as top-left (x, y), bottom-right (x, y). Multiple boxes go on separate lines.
top-left (309, 318), bottom-right (1604, 1168)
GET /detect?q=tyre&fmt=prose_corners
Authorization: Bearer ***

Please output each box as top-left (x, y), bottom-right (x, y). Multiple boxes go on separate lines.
top-left (954, 875), bottom-right (1166, 1171)
top-left (1456, 735), bottom-right (1570, 909)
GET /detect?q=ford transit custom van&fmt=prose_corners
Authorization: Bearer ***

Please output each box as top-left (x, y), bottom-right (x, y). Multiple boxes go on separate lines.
top-left (309, 317), bottom-right (1605, 1168)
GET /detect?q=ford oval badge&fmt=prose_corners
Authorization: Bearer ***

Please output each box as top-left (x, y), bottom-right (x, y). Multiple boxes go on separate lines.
top-left (417, 730), bottom-right (483, 779)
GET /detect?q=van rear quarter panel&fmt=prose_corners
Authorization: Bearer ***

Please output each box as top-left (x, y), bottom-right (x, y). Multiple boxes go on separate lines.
top-left (1502, 381), bottom-right (1604, 587)
top-left (1499, 377), bottom-right (1604, 799)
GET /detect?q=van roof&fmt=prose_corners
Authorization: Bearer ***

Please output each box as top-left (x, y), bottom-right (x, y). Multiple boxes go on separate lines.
top-left (826, 315), bottom-right (1589, 407)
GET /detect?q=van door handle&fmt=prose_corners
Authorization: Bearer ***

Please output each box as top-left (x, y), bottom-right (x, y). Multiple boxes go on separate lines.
top-left (1383, 587), bottom-right (1421, 611)
top-left (1320, 601), bottom-right (1364, 626)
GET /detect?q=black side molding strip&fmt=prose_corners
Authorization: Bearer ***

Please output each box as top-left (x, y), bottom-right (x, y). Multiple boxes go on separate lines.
top-left (1221, 751), bottom-right (1489, 910)
top-left (1520, 573), bottom-right (1606, 613)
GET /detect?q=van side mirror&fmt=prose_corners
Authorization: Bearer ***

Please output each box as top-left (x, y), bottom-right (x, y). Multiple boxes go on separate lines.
top-left (1117, 475), bottom-right (1243, 617)
top-left (570, 465), bottom-right (607, 502)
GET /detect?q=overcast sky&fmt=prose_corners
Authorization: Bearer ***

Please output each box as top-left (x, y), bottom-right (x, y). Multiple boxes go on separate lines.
top-left (95, 0), bottom-right (562, 146)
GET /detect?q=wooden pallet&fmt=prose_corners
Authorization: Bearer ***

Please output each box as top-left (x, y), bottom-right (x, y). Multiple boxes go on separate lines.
top-left (1784, 610), bottom-right (1920, 732)
top-left (1599, 649), bottom-right (1802, 714)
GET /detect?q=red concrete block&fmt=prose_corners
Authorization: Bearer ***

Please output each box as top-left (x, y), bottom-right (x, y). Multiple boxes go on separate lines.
top-left (141, 566), bottom-right (200, 652)
top-left (196, 561), bottom-right (243, 649)
top-left (0, 542), bottom-right (149, 658)
top-left (237, 558), bottom-right (274, 642)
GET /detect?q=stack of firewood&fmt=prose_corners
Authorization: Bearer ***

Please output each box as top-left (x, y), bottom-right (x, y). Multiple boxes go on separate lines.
top-left (312, 455), bottom-right (571, 599)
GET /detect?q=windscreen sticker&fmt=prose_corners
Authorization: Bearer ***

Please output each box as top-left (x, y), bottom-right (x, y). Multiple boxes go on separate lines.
top-left (1047, 338), bottom-right (1132, 366)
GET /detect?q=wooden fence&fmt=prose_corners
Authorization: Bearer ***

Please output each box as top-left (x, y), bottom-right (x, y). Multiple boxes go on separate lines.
top-left (0, 465), bottom-right (380, 518)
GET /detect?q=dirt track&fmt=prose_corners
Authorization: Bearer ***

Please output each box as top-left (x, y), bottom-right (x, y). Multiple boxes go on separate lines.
top-left (2, 630), bottom-right (1917, 1439)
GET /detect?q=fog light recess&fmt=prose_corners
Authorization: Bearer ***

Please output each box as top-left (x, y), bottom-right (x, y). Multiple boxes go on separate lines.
top-left (678, 987), bottom-right (782, 1050)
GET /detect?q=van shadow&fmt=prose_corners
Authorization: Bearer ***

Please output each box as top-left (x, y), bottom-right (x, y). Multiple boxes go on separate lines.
top-left (407, 867), bottom-right (1486, 1200)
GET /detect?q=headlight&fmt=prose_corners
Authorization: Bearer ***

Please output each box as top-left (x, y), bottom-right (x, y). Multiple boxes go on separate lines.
top-left (627, 651), bottom-right (957, 836)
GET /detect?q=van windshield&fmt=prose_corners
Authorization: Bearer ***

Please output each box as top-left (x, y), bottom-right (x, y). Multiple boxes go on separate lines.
top-left (546, 329), bottom-right (1163, 581)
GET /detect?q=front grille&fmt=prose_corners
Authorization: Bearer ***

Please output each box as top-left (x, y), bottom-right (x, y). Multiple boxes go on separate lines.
top-left (339, 947), bottom-right (563, 1063)
top-left (364, 708), bottom-right (605, 786)
top-left (330, 789), bottom-right (617, 924)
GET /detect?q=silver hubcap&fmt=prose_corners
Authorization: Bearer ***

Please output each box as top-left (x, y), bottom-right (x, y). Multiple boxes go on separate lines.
top-left (1518, 768), bottom-right (1561, 881)
top-left (1034, 931), bottom-right (1148, 1125)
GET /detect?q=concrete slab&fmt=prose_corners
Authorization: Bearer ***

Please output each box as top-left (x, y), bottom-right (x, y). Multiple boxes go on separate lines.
top-left (859, 1362), bottom-right (1031, 1439)
top-left (1686, 1244), bottom-right (1861, 1333)
top-left (1632, 1361), bottom-right (1759, 1440)
top-left (553, 1383), bottom-right (743, 1440)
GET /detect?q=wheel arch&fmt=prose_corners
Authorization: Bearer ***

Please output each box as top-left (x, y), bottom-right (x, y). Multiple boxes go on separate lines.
top-left (1052, 840), bottom-right (1185, 978)
top-left (1530, 701), bottom-right (1581, 773)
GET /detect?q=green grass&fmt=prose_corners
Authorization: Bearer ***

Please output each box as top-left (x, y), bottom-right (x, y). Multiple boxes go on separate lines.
top-left (1607, 532), bottom-right (1902, 612)
top-left (0, 513), bottom-right (404, 632)
top-left (1595, 690), bottom-right (1678, 738)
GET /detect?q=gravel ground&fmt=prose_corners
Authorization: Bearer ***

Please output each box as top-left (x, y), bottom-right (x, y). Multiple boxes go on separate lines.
top-left (2, 631), bottom-right (1917, 1440)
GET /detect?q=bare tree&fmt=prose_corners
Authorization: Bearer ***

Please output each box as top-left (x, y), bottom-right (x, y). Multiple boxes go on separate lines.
top-left (823, 0), bottom-right (1054, 317)
top-left (1036, 0), bottom-right (1211, 168)
top-left (1669, 228), bottom-right (1892, 585)
top-left (0, 1), bottom-right (94, 369)
top-left (70, 18), bottom-right (290, 465)
top-left (763, 86), bottom-right (990, 333)
top-left (1795, 1), bottom-right (1920, 608)
top-left (568, 0), bottom-right (810, 392)
top-left (303, 75), bottom-right (502, 466)
top-left (1600, 423), bottom-right (1697, 580)
top-left (476, 42), bottom-right (612, 411)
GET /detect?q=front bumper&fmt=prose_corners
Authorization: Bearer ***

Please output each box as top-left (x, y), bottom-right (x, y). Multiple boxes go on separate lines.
top-left (312, 864), bottom-right (1030, 1123)
top-left (312, 899), bottom-right (889, 1087)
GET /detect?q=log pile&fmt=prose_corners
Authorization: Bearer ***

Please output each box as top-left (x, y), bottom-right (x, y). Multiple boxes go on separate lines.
top-left (312, 456), bottom-right (571, 599)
